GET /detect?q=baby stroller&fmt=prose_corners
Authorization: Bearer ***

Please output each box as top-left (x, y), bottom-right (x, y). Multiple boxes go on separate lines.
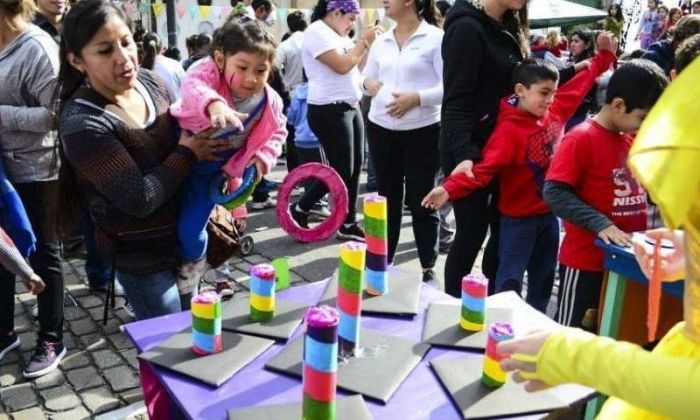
top-left (206, 205), bottom-right (254, 269)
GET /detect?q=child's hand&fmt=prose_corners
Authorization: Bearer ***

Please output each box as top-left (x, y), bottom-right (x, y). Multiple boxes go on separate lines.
top-left (595, 31), bottom-right (618, 54)
top-left (633, 229), bottom-right (685, 281)
top-left (207, 101), bottom-right (248, 131)
top-left (598, 224), bottom-right (633, 247)
top-left (363, 78), bottom-right (383, 97)
top-left (248, 157), bottom-right (265, 182)
top-left (498, 329), bottom-right (555, 392)
top-left (179, 129), bottom-right (232, 161)
top-left (23, 273), bottom-right (45, 295)
top-left (421, 186), bottom-right (449, 210)
top-left (451, 159), bottom-right (475, 178)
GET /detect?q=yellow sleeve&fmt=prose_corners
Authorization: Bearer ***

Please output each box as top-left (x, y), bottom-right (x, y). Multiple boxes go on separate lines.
top-left (534, 329), bottom-right (700, 419)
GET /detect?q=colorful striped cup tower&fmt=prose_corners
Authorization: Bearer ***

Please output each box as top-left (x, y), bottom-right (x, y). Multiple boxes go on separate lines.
top-left (461, 274), bottom-right (489, 331)
top-left (249, 263), bottom-right (276, 321)
top-left (191, 291), bottom-right (223, 355)
top-left (303, 305), bottom-right (339, 420)
top-left (482, 322), bottom-right (514, 388)
top-left (337, 241), bottom-right (366, 358)
top-left (363, 195), bottom-right (389, 296)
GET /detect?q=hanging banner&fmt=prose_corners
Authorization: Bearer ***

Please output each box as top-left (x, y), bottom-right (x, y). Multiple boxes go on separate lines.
top-left (138, 2), bottom-right (150, 15)
top-left (176, 3), bottom-right (186, 18)
top-left (366, 8), bottom-right (376, 24)
top-left (211, 5), bottom-right (223, 21)
top-left (277, 7), bottom-right (288, 23)
top-left (188, 4), bottom-right (199, 20)
top-left (221, 5), bottom-right (233, 18)
top-left (377, 8), bottom-right (385, 21)
top-left (200, 5), bottom-right (211, 20)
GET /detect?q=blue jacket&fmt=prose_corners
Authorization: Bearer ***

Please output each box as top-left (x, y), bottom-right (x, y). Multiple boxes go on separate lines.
top-left (641, 40), bottom-right (673, 75)
top-left (0, 158), bottom-right (35, 257)
top-left (287, 84), bottom-right (319, 149)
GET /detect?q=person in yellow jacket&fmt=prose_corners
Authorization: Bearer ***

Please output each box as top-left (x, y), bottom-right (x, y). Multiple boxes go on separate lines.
top-left (496, 45), bottom-right (700, 419)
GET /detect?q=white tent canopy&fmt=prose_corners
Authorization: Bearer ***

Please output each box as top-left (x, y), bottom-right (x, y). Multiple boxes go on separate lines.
top-left (529, 0), bottom-right (607, 28)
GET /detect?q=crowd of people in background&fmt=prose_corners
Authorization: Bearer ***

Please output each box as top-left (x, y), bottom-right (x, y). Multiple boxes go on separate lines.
top-left (1, 0), bottom-right (700, 405)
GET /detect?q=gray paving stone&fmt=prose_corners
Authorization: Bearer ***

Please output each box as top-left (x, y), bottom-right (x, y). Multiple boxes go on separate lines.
top-left (80, 386), bottom-right (120, 414)
top-left (13, 315), bottom-right (33, 335)
top-left (13, 302), bottom-right (24, 316)
top-left (0, 363), bottom-right (22, 387)
top-left (100, 319), bottom-right (122, 336)
top-left (33, 369), bottom-right (66, 390)
top-left (62, 333), bottom-right (78, 351)
top-left (91, 350), bottom-right (121, 370)
top-left (60, 351), bottom-right (91, 371)
top-left (16, 332), bottom-right (36, 352)
top-left (69, 319), bottom-right (97, 336)
top-left (0, 383), bottom-right (38, 412)
top-left (48, 406), bottom-right (91, 420)
top-left (63, 307), bottom-right (88, 322)
top-left (78, 334), bottom-right (107, 351)
top-left (9, 407), bottom-right (46, 420)
top-left (103, 366), bottom-right (139, 392)
top-left (40, 384), bottom-right (81, 412)
top-left (66, 366), bottom-right (105, 391)
top-left (107, 333), bottom-right (132, 351)
top-left (65, 284), bottom-right (91, 298)
top-left (14, 282), bottom-right (29, 295)
top-left (234, 261), bottom-right (252, 273)
top-left (118, 388), bottom-right (144, 404)
top-left (121, 349), bottom-right (138, 370)
top-left (244, 255), bottom-right (267, 264)
top-left (16, 294), bottom-right (36, 306)
top-left (0, 350), bottom-right (20, 366)
top-left (76, 295), bottom-right (103, 309)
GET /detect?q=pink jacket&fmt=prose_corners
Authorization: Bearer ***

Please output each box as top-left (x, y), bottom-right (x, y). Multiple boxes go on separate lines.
top-left (170, 57), bottom-right (287, 181)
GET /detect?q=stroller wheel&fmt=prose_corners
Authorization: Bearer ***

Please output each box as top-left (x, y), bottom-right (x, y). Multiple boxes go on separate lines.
top-left (239, 236), bottom-right (254, 256)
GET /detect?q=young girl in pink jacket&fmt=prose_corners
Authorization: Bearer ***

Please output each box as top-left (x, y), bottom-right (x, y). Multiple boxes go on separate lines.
top-left (170, 21), bottom-right (286, 298)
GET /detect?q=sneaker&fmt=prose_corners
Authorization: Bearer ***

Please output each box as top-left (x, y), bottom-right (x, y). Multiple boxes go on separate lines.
top-left (215, 281), bottom-right (235, 300)
top-left (23, 340), bottom-right (66, 379)
top-left (260, 179), bottom-right (280, 191)
top-left (0, 333), bottom-right (20, 362)
top-left (422, 268), bottom-right (437, 283)
top-left (337, 223), bottom-right (365, 242)
top-left (289, 204), bottom-right (309, 229)
top-left (121, 300), bottom-right (135, 319)
top-left (309, 202), bottom-right (331, 218)
top-left (290, 186), bottom-right (304, 197)
top-left (250, 197), bottom-right (277, 210)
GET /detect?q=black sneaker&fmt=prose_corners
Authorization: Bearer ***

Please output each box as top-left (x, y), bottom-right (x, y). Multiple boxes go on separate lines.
top-left (289, 204), bottom-right (309, 229)
top-left (0, 333), bottom-right (20, 362)
top-left (23, 340), bottom-right (66, 379)
top-left (337, 223), bottom-right (365, 242)
top-left (422, 269), bottom-right (437, 283)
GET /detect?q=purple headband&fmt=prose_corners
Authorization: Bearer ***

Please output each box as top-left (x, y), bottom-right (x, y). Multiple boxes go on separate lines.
top-left (327, 0), bottom-right (360, 13)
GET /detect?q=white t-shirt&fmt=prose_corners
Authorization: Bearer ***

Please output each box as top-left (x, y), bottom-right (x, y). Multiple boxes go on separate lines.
top-left (153, 55), bottom-right (185, 102)
top-left (302, 20), bottom-right (362, 105)
top-left (275, 31), bottom-right (304, 93)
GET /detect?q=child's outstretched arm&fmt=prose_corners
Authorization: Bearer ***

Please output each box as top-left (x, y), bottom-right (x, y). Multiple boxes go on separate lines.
top-left (498, 327), bottom-right (700, 419)
top-left (547, 32), bottom-right (617, 125)
top-left (0, 228), bottom-right (44, 294)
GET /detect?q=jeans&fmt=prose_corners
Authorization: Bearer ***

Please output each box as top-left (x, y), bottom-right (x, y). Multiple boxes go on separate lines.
top-left (81, 213), bottom-right (112, 289)
top-left (117, 269), bottom-right (181, 320)
top-left (496, 213), bottom-right (559, 313)
top-left (440, 152), bottom-right (500, 298)
top-left (0, 181), bottom-right (64, 342)
top-left (367, 121), bottom-right (440, 269)
top-left (300, 103), bottom-right (364, 225)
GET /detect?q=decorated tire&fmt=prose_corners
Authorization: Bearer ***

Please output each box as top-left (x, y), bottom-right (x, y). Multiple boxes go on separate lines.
top-left (209, 165), bottom-right (258, 210)
top-left (276, 163), bottom-right (348, 243)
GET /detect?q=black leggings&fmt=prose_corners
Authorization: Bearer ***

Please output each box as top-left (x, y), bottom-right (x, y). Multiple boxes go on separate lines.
top-left (367, 121), bottom-right (440, 269)
top-left (0, 181), bottom-right (64, 342)
top-left (440, 152), bottom-right (500, 298)
top-left (299, 103), bottom-right (364, 225)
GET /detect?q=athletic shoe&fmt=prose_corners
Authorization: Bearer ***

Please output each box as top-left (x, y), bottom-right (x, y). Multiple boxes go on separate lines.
top-left (0, 333), bottom-right (20, 362)
top-left (23, 340), bottom-right (66, 379)
top-left (289, 204), bottom-right (309, 229)
top-left (290, 186), bottom-right (304, 197)
top-left (215, 281), bottom-right (235, 300)
top-left (422, 269), bottom-right (437, 283)
top-left (121, 300), bottom-right (135, 319)
top-left (309, 202), bottom-right (331, 218)
top-left (260, 178), bottom-right (280, 191)
top-left (337, 224), bottom-right (365, 242)
top-left (250, 197), bottom-right (277, 210)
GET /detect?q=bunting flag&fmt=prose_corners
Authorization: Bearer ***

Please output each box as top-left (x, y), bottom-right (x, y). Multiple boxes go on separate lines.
top-left (188, 4), bottom-right (199, 20)
top-left (211, 5), bottom-right (223, 21)
top-left (358, 8), bottom-right (366, 22)
top-left (277, 7), bottom-right (288, 23)
top-left (221, 6), bottom-right (233, 17)
top-left (366, 8), bottom-right (376, 24)
top-left (138, 2), bottom-right (149, 15)
top-left (152, 3), bottom-right (165, 18)
top-left (377, 8), bottom-right (385, 21)
top-left (200, 5), bottom-right (211, 19)
top-left (176, 3), bottom-right (186, 18)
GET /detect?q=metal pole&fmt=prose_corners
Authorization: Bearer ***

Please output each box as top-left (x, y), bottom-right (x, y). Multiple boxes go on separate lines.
top-left (166, 0), bottom-right (177, 48)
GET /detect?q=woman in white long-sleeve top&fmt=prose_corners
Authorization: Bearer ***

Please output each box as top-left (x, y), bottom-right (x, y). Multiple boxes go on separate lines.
top-left (362, 0), bottom-right (443, 282)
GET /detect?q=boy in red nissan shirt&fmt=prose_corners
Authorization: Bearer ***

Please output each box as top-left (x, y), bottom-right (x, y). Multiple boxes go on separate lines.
top-left (544, 60), bottom-right (668, 330)
top-left (422, 33), bottom-right (617, 313)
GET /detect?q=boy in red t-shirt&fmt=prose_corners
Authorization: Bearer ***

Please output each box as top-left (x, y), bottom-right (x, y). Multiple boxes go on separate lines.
top-left (422, 33), bottom-right (617, 313)
top-left (544, 60), bottom-right (669, 330)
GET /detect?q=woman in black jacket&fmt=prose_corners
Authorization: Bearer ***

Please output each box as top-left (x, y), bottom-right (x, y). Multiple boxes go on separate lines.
top-left (440, 0), bottom-right (573, 298)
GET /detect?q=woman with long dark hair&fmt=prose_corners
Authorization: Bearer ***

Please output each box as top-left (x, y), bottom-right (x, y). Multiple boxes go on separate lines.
top-left (362, 0), bottom-right (443, 281)
top-left (55, 0), bottom-right (222, 320)
top-left (289, 0), bottom-right (381, 241)
top-left (565, 28), bottom-right (597, 131)
top-left (0, 0), bottom-right (65, 379)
